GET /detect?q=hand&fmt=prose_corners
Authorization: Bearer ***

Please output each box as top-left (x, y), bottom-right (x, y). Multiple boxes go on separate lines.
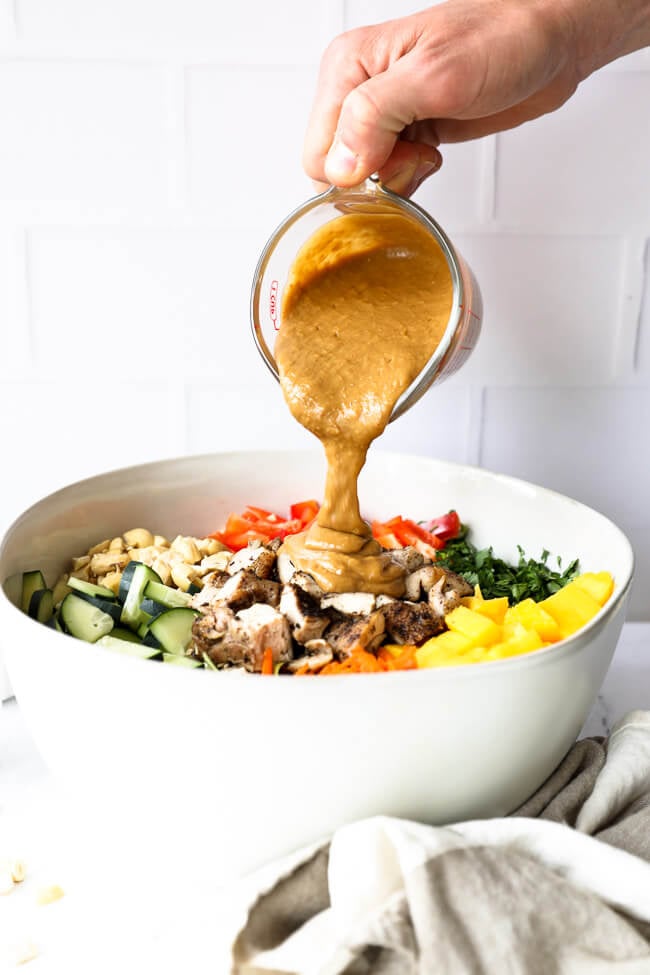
top-left (304, 0), bottom-right (650, 196)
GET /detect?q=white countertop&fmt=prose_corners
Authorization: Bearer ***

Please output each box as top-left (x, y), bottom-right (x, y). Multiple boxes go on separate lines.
top-left (1, 623), bottom-right (649, 973)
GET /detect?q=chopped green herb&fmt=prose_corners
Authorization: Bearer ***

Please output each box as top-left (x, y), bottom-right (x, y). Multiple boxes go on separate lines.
top-left (436, 530), bottom-right (580, 604)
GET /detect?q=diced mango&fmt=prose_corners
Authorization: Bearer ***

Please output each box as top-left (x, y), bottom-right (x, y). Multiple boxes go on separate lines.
top-left (503, 598), bottom-right (562, 643)
top-left (444, 605), bottom-right (502, 648)
top-left (381, 644), bottom-right (405, 659)
top-left (539, 582), bottom-right (602, 638)
top-left (487, 626), bottom-right (544, 659)
top-left (572, 572), bottom-right (614, 607)
top-left (416, 630), bottom-right (473, 668)
top-left (463, 595), bottom-right (509, 624)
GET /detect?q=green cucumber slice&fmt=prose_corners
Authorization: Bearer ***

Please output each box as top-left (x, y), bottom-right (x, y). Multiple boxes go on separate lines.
top-left (140, 597), bottom-right (167, 620)
top-left (96, 635), bottom-right (162, 660)
top-left (120, 564), bottom-right (162, 629)
top-left (162, 653), bottom-right (203, 669)
top-left (118, 561), bottom-right (142, 604)
top-left (147, 607), bottom-right (198, 655)
top-left (21, 570), bottom-right (46, 614)
top-left (109, 626), bottom-right (142, 644)
top-left (68, 576), bottom-right (117, 601)
top-left (142, 580), bottom-right (192, 609)
top-left (74, 592), bottom-right (122, 623)
top-left (60, 593), bottom-right (114, 643)
top-left (28, 588), bottom-right (54, 623)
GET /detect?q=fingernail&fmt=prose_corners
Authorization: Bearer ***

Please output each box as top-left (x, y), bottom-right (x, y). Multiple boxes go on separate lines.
top-left (325, 139), bottom-right (359, 183)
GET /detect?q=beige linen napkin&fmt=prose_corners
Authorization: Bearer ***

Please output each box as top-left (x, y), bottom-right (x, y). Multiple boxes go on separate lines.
top-left (230, 711), bottom-right (650, 975)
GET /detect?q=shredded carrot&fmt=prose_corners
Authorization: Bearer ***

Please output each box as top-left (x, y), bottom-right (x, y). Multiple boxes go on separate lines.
top-left (261, 647), bottom-right (274, 675)
top-left (319, 647), bottom-right (386, 675)
top-left (377, 645), bottom-right (418, 671)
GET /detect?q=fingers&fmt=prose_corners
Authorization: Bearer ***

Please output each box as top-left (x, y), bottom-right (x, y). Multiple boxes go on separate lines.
top-left (323, 54), bottom-right (428, 187)
top-left (377, 140), bottom-right (442, 197)
top-left (303, 34), bottom-right (372, 184)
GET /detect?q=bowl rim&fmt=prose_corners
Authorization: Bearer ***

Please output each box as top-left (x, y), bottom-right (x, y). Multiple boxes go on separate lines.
top-left (0, 449), bottom-right (635, 683)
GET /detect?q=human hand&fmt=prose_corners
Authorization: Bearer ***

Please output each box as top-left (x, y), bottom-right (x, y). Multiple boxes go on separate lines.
top-left (304, 0), bottom-right (650, 196)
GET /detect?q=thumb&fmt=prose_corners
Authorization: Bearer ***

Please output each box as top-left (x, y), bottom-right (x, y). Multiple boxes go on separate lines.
top-left (324, 57), bottom-right (429, 187)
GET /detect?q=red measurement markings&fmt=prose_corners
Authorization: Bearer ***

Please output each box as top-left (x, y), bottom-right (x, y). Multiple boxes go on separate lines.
top-left (269, 279), bottom-right (279, 331)
top-left (459, 303), bottom-right (480, 321)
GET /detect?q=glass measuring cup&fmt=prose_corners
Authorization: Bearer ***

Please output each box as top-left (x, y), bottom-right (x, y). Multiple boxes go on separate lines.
top-left (250, 177), bottom-right (482, 421)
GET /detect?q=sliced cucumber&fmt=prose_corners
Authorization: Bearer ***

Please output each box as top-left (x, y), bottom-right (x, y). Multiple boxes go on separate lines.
top-left (137, 620), bottom-right (153, 640)
top-left (109, 626), bottom-right (142, 644)
top-left (68, 576), bottom-right (117, 601)
top-left (143, 580), bottom-right (192, 609)
top-left (21, 570), bottom-right (46, 614)
top-left (140, 597), bottom-right (167, 620)
top-left (3, 572), bottom-right (23, 608)
top-left (118, 561), bottom-right (142, 604)
top-left (147, 608), bottom-right (198, 655)
top-left (60, 593), bottom-right (114, 643)
top-left (45, 614), bottom-right (63, 632)
top-left (28, 588), bottom-right (54, 623)
top-left (74, 593), bottom-right (122, 623)
top-left (120, 564), bottom-right (162, 629)
top-left (96, 635), bottom-right (162, 660)
top-left (162, 653), bottom-right (203, 669)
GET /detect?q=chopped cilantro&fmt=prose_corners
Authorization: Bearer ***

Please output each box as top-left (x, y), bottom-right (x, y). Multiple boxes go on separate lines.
top-left (436, 530), bottom-right (579, 604)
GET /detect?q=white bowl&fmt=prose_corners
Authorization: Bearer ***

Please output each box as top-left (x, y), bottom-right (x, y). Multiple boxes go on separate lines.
top-left (0, 451), bottom-right (634, 881)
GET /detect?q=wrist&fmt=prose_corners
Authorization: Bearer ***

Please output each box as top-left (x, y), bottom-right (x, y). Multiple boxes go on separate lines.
top-left (554, 0), bottom-right (650, 80)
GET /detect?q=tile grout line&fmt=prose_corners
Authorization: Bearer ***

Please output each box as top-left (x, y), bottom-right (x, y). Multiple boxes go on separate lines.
top-left (612, 236), bottom-right (646, 380)
top-left (633, 237), bottom-right (649, 371)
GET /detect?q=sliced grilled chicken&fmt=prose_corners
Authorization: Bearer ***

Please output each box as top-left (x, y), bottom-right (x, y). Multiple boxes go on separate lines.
top-left (382, 600), bottom-right (444, 645)
top-left (403, 564), bottom-right (445, 601)
top-left (226, 544), bottom-right (276, 580)
top-left (387, 546), bottom-right (425, 574)
top-left (193, 602), bottom-right (291, 672)
top-left (197, 569), bottom-right (280, 612)
top-left (321, 591), bottom-right (376, 616)
top-left (292, 571), bottom-right (323, 599)
top-left (376, 594), bottom-right (397, 608)
top-left (277, 551), bottom-right (296, 584)
top-left (428, 570), bottom-right (473, 617)
top-left (280, 583), bottom-right (330, 645)
top-left (286, 647), bottom-right (334, 673)
top-left (235, 603), bottom-right (292, 671)
top-left (327, 610), bottom-right (385, 658)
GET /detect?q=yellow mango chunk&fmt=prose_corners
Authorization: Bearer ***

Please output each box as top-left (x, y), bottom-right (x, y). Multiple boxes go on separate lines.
top-left (572, 572), bottom-right (614, 607)
top-left (539, 583), bottom-right (602, 638)
top-left (445, 605), bottom-right (502, 647)
top-left (416, 630), bottom-right (473, 668)
top-left (504, 598), bottom-right (562, 643)
top-left (487, 626), bottom-right (544, 660)
top-left (381, 644), bottom-right (404, 659)
top-left (463, 595), bottom-right (509, 624)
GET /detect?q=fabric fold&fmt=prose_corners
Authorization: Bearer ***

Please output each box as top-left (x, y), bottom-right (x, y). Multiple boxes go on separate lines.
top-left (230, 712), bottom-right (650, 975)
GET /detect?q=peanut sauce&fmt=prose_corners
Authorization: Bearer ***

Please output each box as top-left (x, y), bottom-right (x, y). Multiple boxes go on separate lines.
top-left (275, 211), bottom-right (453, 594)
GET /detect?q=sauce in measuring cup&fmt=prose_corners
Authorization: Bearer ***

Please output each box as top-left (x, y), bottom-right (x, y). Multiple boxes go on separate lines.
top-left (251, 179), bottom-right (482, 594)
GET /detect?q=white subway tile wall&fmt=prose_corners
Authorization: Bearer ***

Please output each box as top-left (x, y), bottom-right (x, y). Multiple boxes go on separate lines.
top-left (0, 0), bottom-right (648, 626)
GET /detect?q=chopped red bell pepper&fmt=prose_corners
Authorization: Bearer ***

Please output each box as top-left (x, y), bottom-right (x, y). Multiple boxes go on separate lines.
top-left (290, 499), bottom-right (320, 528)
top-left (426, 510), bottom-right (461, 542)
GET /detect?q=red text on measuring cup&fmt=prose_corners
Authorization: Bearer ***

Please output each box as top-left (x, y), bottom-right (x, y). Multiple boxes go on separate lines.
top-left (269, 280), bottom-right (279, 331)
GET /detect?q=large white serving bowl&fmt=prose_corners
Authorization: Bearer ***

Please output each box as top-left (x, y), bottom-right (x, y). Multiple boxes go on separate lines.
top-left (0, 451), bottom-right (634, 881)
